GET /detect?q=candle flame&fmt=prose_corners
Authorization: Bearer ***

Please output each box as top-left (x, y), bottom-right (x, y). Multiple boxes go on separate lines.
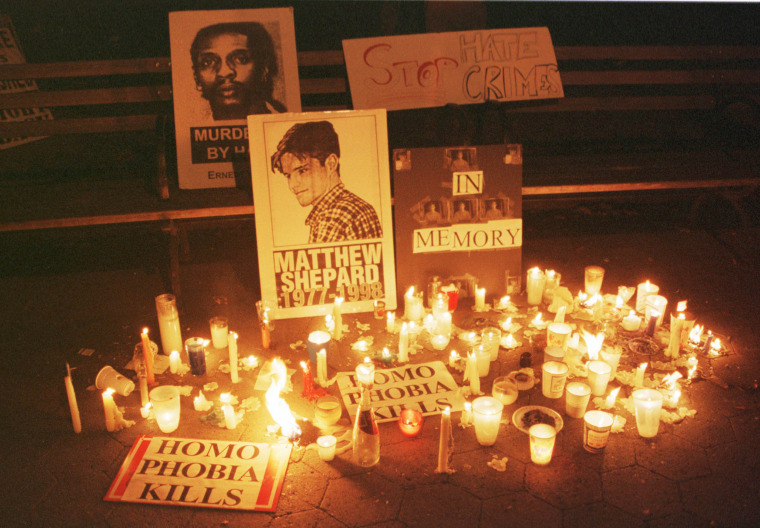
top-left (615, 295), bottom-right (623, 309)
top-left (504, 334), bottom-right (517, 347)
top-left (406, 286), bottom-right (415, 297)
top-left (689, 324), bottom-right (703, 345)
top-left (450, 350), bottom-right (459, 360)
top-left (142, 327), bottom-right (149, 336)
top-left (300, 360), bottom-right (309, 372)
top-left (501, 317), bottom-right (513, 332)
top-left (103, 388), bottom-right (115, 398)
top-left (581, 330), bottom-right (605, 360)
top-left (382, 347), bottom-right (391, 358)
top-left (265, 359), bottom-right (301, 442)
top-left (710, 337), bottom-right (721, 355)
top-left (676, 300), bottom-right (687, 312)
top-left (220, 392), bottom-right (232, 404)
top-left (528, 266), bottom-right (541, 276)
top-left (606, 387), bottom-right (621, 407)
top-left (546, 269), bottom-right (555, 279)
top-left (335, 297), bottom-right (344, 306)
top-left (532, 312), bottom-right (543, 325)
top-left (662, 371), bottom-right (683, 390)
top-left (671, 389), bottom-right (681, 405)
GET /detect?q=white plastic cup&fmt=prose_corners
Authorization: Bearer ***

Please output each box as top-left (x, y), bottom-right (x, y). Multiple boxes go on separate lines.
top-left (584, 266), bottom-right (605, 296)
top-left (632, 388), bottom-right (663, 438)
top-left (529, 423), bottom-right (557, 465)
top-left (150, 385), bottom-right (180, 433)
top-left (542, 361), bottom-right (569, 399)
top-left (472, 396), bottom-right (504, 446)
top-left (543, 346), bottom-right (565, 364)
top-left (565, 381), bottom-right (591, 418)
top-left (95, 366), bottom-right (135, 397)
top-left (583, 410), bottom-right (614, 452)
top-left (546, 322), bottom-right (572, 350)
top-left (600, 347), bottom-right (622, 377)
top-left (317, 435), bottom-right (337, 461)
top-left (587, 360), bottom-right (612, 396)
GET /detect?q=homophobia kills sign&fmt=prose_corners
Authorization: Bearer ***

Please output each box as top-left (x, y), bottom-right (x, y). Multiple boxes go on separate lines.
top-left (105, 437), bottom-right (291, 511)
top-left (337, 361), bottom-right (465, 423)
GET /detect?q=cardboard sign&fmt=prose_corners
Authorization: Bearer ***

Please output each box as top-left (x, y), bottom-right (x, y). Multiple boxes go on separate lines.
top-left (343, 27), bottom-right (563, 111)
top-left (105, 436), bottom-right (291, 512)
top-left (337, 361), bottom-right (464, 423)
top-left (169, 8), bottom-right (301, 189)
top-left (393, 144), bottom-right (523, 300)
top-left (0, 15), bottom-right (54, 150)
top-left (248, 110), bottom-right (397, 319)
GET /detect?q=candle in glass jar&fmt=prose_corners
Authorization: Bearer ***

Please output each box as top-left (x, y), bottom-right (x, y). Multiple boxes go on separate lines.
top-left (474, 287), bottom-right (486, 311)
top-left (636, 280), bottom-right (659, 313)
top-left (404, 287), bottom-right (424, 322)
top-left (356, 357), bottom-right (375, 385)
top-left (398, 408), bottom-right (423, 437)
top-left (526, 267), bottom-right (546, 306)
top-left (209, 316), bottom-right (229, 349)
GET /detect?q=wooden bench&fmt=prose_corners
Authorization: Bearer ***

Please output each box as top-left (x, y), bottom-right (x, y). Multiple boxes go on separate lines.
top-left (2, 46), bottom-right (759, 296)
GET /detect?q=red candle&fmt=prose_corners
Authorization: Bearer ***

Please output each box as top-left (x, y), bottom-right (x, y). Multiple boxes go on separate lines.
top-left (398, 408), bottom-right (423, 437)
top-left (141, 328), bottom-right (155, 386)
top-left (301, 361), bottom-right (314, 397)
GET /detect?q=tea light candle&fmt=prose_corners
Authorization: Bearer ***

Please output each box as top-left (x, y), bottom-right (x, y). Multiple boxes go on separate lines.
top-left (169, 350), bottom-right (180, 374)
top-left (449, 350), bottom-right (460, 368)
top-left (526, 267), bottom-right (546, 306)
top-left (220, 393), bottom-right (236, 429)
top-left (64, 363), bottom-right (82, 434)
top-left (228, 332), bottom-right (239, 384)
top-left (529, 423), bottom-right (556, 465)
top-left (474, 287), bottom-right (486, 311)
top-left (399, 323), bottom-right (409, 362)
top-left (634, 362), bottom-right (648, 388)
top-left (436, 407), bottom-right (451, 473)
top-left (431, 333), bottom-right (450, 350)
top-left (317, 349), bottom-right (328, 386)
top-left (243, 355), bottom-right (259, 370)
top-left (636, 280), bottom-right (659, 313)
top-left (317, 435), bottom-right (337, 461)
top-left (356, 357), bottom-right (375, 385)
top-left (404, 287), bottom-right (424, 322)
top-left (621, 310), bottom-right (641, 331)
top-left (467, 352), bottom-right (481, 395)
top-left (102, 388), bottom-right (116, 432)
top-left (193, 390), bottom-right (211, 411)
top-left (332, 297), bottom-right (344, 340)
top-left (398, 408), bottom-right (423, 437)
top-left (386, 311), bottom-right (396, 333)
top-left (141, 328), bottom-right (155, 386)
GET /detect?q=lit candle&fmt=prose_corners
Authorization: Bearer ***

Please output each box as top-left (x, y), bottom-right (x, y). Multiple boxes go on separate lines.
top-left (102, 388), bottom-right (116, 432)
top-left (543, 269), bottom-right (560, 304)
top-left (581, 331), bottom-right (604, 361)
top-left (502, 333), bottom-right (518, 349)
top-left (228, 332), bottom-right (239, 384)
top-left (472, 396), bottom-right (504, 446)
top-left (634, 362), bottom-right (648, 388)
top-left (193, 390), bottom-right (210, 411)
top-left (301, 361), bottom-right (314, 396)
top-left (381, 347), bottom-right (392, 365)
top-left (404, 287), bottom-right (423, 322)
top-left (423, 313), bottom-right (435, 333)
top-left (140, 402), bottom-right (152, 419)
top-left (500, 317), bottom-right (513, 333)
top-left (356, 357), bottom-right (375, 385)
top-left (398, 408), bottom-right (423, 437)
top-left (632, 388), bottom-right (663, 438)
top-left (636, 280), bottom-right (659, 313)
top-left (702, 331), bottom-right (714, 355)
top-left (467, 351), bottom-right (481, 395)
top-left (220, 393), bottom-right (237, 430)
top-left (317, 349), bottom-right (328, 386)
top-left (587, 360), bottom-right (612, 396)
top-left (436, 407), bottom-right (451, 473)
top-left (554, 305), bottom-right (566, 323)
top-left (332, 297), bottom-right (344, 340)
top-left (605, 387), bottom-right (621, 409)
top-left (667, 311), bottom-right (685, 358)
top-left (169, 350), bottom-right (180, 374)
top-left (141, 328), bottom-right (155, 386)
top-left (526, 267), bottom-right (546, 306)
top-left (449, 350), bottom-right (460, 368)
top-left (621, 310), bottom-right (641, 331)
top-left (243, 355), bottom-right (259, 370)
top-left (437, 312), bottom-right (452, 336)
top-left (460, 401), bottom-right (472, 426)
top-left (645, 309), bottom-right (660, 337)
top-left (475, 345), bottom-right (491, 377)
top-left (710, 337), bottom-right (722, 356)
top-left (138, 370), bottom-right (149, 408)
top-left (386, 311), bottom-right (395, 333)
top-left (209, 316), bottom-right (229, 349)
top-left (432, 293), bottom-right (448, 318)
top-left (399, 322), bottom-right (409, 363)
top-left (680, 310), bottom-right (697, 348)
top-left (474, 287), bottom-right (486, 311)
top-left (531, 312), bottom-right (545, 328)
top-left (431, 333), bottom-right (450, 350)
top-left (261, 308), bottom-right (271, 349)
top-left (529, 424), bottom-right (556, 465)
top-left (64, 363), bottom-right (82, 434)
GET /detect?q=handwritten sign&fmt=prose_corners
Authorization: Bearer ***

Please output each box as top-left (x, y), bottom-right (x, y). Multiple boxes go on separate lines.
top-left (337, 361), bottom-right (464, 423)
top-left (343, 27), bottom-right (563, 111)
top-left (105, 436), bottom-right (291, 511)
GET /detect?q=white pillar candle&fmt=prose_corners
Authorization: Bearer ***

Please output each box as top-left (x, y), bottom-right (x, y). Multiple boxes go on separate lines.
top-left (587, 360), bottom-right (612, 396)
top-left (140, 403), bottom-right (152, 419)
top-left (634, 362), bottom-right (648, 388)
top-left (332, 297), bottom-right (344, 340)
top-left (554, 305), bottom-right (566, 323)
top-left (526, 267), bottom-right (546, 306)
top-left (228, 332), bottom-right (239, 384)
top-left (64, 363), bottom-right (82, 434)
top-left (667, 312), bottom-right (685, 358)
top-left (169, 350), bottom-right (180, 374)
top-left (467, 352), bottom-right (481, 395)
top-left (475, 345), bottom-right (491, 377)
top-left (209, 316), bottom-right (229, 349)
top-left (399, 322), bottom-right (409, 363)
top-left (139, 371), bottom-right (149, 408)
top-left (155, 293), bottom-right (183, 357)
top-left (632, 388), bottom-right (663, 438)
top-left (449, 350), bottom-right (460, 368)
top-left (474, 287), bottom-right (486, 311)
top-left (460, 401), bottom-right (472, 426)
top-left (102, 388), bottom-right (116, 432)
top-left (472, 396), bottom-right (504, 446)
top-left (317, 348), bottom-right (328, 386)
top-left (635, 280), bottom-right (659, 313)
top-left (356, 357), bottom-right (375, 385)
top-left (436, 407), bottom-right (451, 473)
top-left (220, 393), bottom-right (236, 430)
top-left (386, 311), bottom-right (395, 333)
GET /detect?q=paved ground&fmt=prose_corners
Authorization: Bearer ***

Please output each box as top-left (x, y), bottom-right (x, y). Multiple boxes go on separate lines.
top-left (1, 204), bottom-right (759, 527)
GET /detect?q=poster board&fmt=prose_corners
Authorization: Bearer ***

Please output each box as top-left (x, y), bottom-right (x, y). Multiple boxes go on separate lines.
top-left (169, 8), bottom-right (301, 189)
top-left (0, 15), bottom-right (54, 150)
top-left (393, 144), bottom-right (523, 301)
top-left (336, 361), bottom-right (464, 423)
top-left (342, 27), bottom-right (562, 111)
top-left (105, 436), bottom-right (291, 511)
top-left (248, 109), bottom-right (397, 319)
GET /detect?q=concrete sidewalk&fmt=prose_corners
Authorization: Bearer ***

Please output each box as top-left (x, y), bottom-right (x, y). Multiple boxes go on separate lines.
top-left (1, 220), bottom-right (759, 527)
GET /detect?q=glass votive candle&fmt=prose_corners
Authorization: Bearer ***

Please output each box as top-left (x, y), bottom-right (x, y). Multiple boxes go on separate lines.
top-left (645, 295), bottom-right (668, 328)
top-left (632, 388), bottom-right (664, 438)
top-left (546, 322), bottom-right (572, 351)
top-left (541, 361), bottom-right (569, 399)
top-left (584, 265), bottom-right (605, 296)
top-left (314, 395), bottom-right (342, 427)
top-left (317, 435), bottom-right (337, 461)
top-left (480, 326), bottom-right (502, 361)
top-left (209, 316), bottom-right (229, 349)
top-left (526, 267), bottom-right (547, 306)
top-left (430, 333), bottom-right (450, 350)
top-left (472, 396), bottom-right (504, 446)
top-left (565, 381), bottom-right (591, 418)
top-left (583, 410), bottom-right (614, 452)
top-left (600, 346), bottom-right (622, 377)
top-left (475, 345), bottom-right (491, 377)
top-left (587, 360), bottom-right (612, 396)
top-left (492, 376), bottom-right (519, 406)
top-left (398, 408), bottom-right (424, 437)
top-left (149, 385), bottom-right (180, 433)
top-left (529, 423), bottom-right (556, 465)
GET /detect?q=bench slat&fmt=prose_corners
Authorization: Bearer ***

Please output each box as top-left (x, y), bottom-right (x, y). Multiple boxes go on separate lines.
top-left (562, 69), bottom-right (760, 86)
top-left (0, 57), bottom-right (171, 79)
top-left (555, 45), bottom-right (760, 61)
top-left (0, 115), bottom-right (160, 136)
top-left (0, 86), bottom-right (172, 110)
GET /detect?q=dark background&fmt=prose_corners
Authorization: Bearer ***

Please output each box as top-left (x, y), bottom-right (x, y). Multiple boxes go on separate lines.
top-left (1, 1), bottom-right (758, 62)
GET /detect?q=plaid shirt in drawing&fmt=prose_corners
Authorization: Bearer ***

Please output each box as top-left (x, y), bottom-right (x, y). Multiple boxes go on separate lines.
top-left (305, 182), bottom-right (382, 243)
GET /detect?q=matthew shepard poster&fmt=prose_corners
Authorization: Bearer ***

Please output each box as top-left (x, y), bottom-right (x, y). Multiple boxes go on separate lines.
top-left (248, 109), bottom-right (397, 319)
top-left (169, 8), bottom-right (301, 189)
top-left (393, 144), bottom-right (523, 302)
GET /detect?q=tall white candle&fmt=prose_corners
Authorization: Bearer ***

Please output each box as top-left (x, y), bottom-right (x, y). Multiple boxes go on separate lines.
top-left (317, 348), bottom-right (328, 386)
top-left (526, 267), bottom-right (546, 306)
top-left (399, 322), bottom-right (409, 363)
top-left (332, 297), bottom-right (344, 340)
top-left (228, 332), bottom-right (239, 384)
top-left (220, 393), bottom-right (237, 430)
top-left (467, 352), bottom-right (480, 395)
top-left (667, 312), bottom-right (685, 358)
top-left (436, 407), bottom-right (451, 473)
top-left (64, 363), bottom-right (82, 434)
top-left (474, 287), bottom-right (486, 311)
top-left (404, 287), bottom-right (423, 322)
top-left (139, 371), bottom-right (149, 408)
top-left (386, 311), bottom-right (395, 333)
top-left (169, 350), bottom-right (180, 374)
top-left (102, 388), bottom-right (116, 432)
top-left (155, 293), bottom-right (183, 357)
top-left (634, 362), bottom-right (648, 388)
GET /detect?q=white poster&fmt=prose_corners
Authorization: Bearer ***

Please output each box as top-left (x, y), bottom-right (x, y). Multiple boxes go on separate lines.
top-left (248, 109), bottom-right (397, 319)
top-left (169, 8), bottom-right (301, 189)
top-left (343, 27), bottom-right (562, 111)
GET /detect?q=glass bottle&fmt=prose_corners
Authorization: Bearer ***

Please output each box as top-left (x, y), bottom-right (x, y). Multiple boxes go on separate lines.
top-left (352, 380), bottom-right (380, 467)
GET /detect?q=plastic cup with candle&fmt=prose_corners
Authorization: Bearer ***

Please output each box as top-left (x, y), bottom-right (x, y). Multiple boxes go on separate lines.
top-left (155, 293), bottom-right (183, 355)
top-left (599, 346), bottom-right (622, 377)
top-left (95, 365), bottom-right (135, 397)
top-left (587, 360), bottom-right (612, 396)
top-left (584, 265), bottom-right (605, 296)
top-left (307, 330), bottom-right (331, 365)
top-left (398, 408), bottom-right (424, 437)
top-left (565, 381), bottom-right (591, 418)
top-left (150, 385), bottom-right (180, 433)
top-left (583, 410), bottom-right (614, 452)
top-left (541, 361), bottom-right (569, 399)
top-left (480, 325), bottom-right (501, 361)
top-left (632, 388), bottom-right (664, 438)
top-left (492, 376), bottom-right (519, 405)
top-left (529, 423), bottom-right (557, 465)
top-left (209, 316), bottom-right (229, 349)
top-left (472, 396), bottom-right (504, 446)
top-left (546, 322), bottom-right (572, 351)
top-left (314, 395), bottom-right (342, 427)
top-left (475, 345), bottom-right (491, 377)
top-left (317, 435), bottom-right (337, 461)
